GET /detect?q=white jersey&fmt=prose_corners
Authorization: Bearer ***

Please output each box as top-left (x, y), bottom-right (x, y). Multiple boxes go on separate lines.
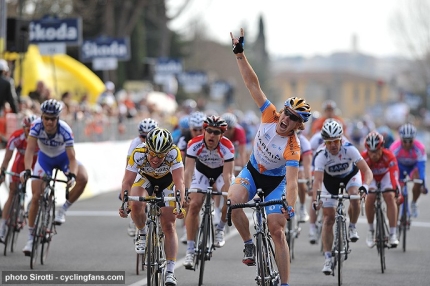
top-left (313, 142), bottom-right (363, 178)
top-left (29, 118), bottom-right (74, 157)
top-left (298, 133), bottom-right (311, 155)
top-left (127, 137), bottom-right (142, 157)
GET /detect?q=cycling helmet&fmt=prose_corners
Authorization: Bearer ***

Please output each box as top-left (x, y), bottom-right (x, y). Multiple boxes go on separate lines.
top-left (22, 114), bottom-right (38, 127)
top-left (284, 97), bottom-right (312, 122)
top-left (398, 123), bottom-right (416, 139)
top-left (146, 128), bottom-right (173, 154)
top-left (188, 111), bottom-right (206, 128)
top-left (364, 132), bottom-right (384, 151)
top-left (322, 100), bottom-right (337, 110)
top-left (138, 118), bottom-right (158, 135)
top-left (204, 115), bottom-right (228, 132)
top-left (321, 120), bottom-right (343, 140)
top-left (178, 116), bottom-right (189, 130)
top-left (222, 113), bottom-right (237, 128)
top-left (40, 99), bottom-right (62, 116)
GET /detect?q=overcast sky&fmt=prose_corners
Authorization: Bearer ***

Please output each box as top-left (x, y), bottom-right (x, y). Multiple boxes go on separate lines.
top-left (167, 0), bottom-right (415, 58)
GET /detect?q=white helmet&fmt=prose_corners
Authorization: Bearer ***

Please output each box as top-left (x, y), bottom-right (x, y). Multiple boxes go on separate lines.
top-left (188, 111), bottom-right (206, 128)
top-left (321, 120), bottom-right (343, 140)
top-left (222, 113), bottom-right (237, 128)
top-left (398, 123), bottom-right (416, 139)
top-left (138, 118), bottom-right (158, 135)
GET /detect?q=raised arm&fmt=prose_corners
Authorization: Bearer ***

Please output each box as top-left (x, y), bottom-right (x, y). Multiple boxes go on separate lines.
top-left (230, 28), bottom-right (267, 108)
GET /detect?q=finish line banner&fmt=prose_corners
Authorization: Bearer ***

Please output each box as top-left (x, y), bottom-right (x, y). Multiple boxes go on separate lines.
top-left (2, 271), bottom-right (125, 284)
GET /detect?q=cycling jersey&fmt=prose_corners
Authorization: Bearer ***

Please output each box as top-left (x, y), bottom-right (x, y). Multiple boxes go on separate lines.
top-left (176, 130), bottom-right (192, 152)
top-left (389, 139), bottom-right (427, 181)
top-left (186, 134), bottom-right (235, 188)
top-left (313, 142), bottom-right (363, 195)
top-left (361, 148), bottom-right (399, 190)
top-left (126, 143), bottom-right (183, 192)
top-left (229, 124), bottom-right (247, 147)
top-left (5, 129), bottom-right (38, 182)
top-left (127, 137), bottom-right (142, 157)
top-left (299, 133), bottom-right (311, 167)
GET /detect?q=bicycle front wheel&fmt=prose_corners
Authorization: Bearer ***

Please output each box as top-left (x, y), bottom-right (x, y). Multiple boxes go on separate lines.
top-left (256, 232), bottom-right (269, 286)
top-left (336, 219), bottom-right (343, 286)
top-left (376, 208), bottom-right (386, 273)
top-left (399, 194), bottom-right (408, 252)
top-left (30, 204), bottom-right (44, 269)
top-left (41, 199), bottom-right (54, 265)
top-left (4, 193), bottom-right (19, 256)
top-left (285, 219), bottom-right (294, 262)
top-left (198, 213), bottom-right (210, 286)
top-left (146, 223), bottom-right (157, 286)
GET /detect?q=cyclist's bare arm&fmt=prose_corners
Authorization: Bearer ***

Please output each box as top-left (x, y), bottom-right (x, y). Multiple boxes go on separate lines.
top-left (24, 136), bottom-right (37, 171)
top-left (121, 169), bottom-right (136, 200)
top-left (184, 156), bottom-right (196, 190)
top-left (65, 146), bottom-right (78, 175)
top-left (172, 166), bottom-right (186, 218)
top-left (356, 159), bottom-right (373, 186)
top-left (285, 165), bottom-right (299, 209)
top-left (231, 28), bottom-right (267, 109)
top-left (222, 160), bottom-right (234, 193)
top-left (0, 148), bottom-right (14, 184)
top-left (311, 171), bottom-right (324, 209)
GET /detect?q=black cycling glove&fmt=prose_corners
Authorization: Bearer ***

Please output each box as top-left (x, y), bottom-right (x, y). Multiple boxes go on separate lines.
top-left (232, 36), bottom-right (244, 54)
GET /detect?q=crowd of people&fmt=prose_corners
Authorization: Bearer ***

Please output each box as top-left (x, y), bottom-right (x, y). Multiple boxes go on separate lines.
top-left (0, 27), bottom-right (428, 286)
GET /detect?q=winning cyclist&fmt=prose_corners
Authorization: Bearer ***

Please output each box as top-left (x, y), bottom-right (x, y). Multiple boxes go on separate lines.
top-left (20, 99), bottom-right (89, 255)
top-left (119, 128), bottom-right (185, 286)
top-left (311, 120), bottom-right (372, 275)
top-left (183, 115), bottom-right (235, 269)
top-left (0, 115), bottom-right (38, 242)
top-left (124, 118), bottom-right (158, 237)
top-left (389, 123), bottom-right (427, 218)
top-left (362, 132), bottom-right (400, 247)
top-left (229, 28), bottom-right (311, 286)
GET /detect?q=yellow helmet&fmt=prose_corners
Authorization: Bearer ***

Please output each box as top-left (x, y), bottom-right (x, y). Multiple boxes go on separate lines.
top-left (284, 97), bottom-right (312, 122)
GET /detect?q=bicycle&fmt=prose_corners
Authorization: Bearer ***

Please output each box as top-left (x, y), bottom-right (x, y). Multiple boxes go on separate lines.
top-left (398, 172), bottom-right (423, 252)
top-left (2, 171), bottom-right (27, 256)
top-left (186, 186), bottom-right (228, 286)
top-left (370, 184), bottom-right (394, 274)
top-left (227, 189), bottom-right (288, 286)
top-left (26, 169), bottom-right (69, 269)
top-left (121, 187), bottom-right (182, 286)
top-left (317, 183), bottom-right (362, 286)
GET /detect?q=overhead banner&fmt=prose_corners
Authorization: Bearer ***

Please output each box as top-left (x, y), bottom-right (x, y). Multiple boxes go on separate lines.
top-left (29, 17), bottom-right (82, 46)
top-left (81, 36), bottom-right (130, 62)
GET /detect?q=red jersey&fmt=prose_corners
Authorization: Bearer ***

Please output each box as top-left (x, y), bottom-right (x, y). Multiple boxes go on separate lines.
top-left (229, 124), bottom-right (247, 146)
top-left (6, 129), bottom-right (38, 181)
top-left (361, 148), bottom-right (399, 189)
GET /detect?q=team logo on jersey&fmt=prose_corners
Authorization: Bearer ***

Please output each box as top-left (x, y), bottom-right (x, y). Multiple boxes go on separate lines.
top-left (234, 177), bottom-right (250, 187)
top-left (328, 163), bottom-right (349, 172)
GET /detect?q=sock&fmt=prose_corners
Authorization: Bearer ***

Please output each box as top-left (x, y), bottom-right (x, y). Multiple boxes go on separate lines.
top-left (166, 260), bottom-right (175, 273)
top-left (216, 220), bottom-right (225, 231)
top-left (368, 224), bottom-right (374, 231)
top-left (187, 240), bottom-right (195, 253)
top-left (349, 223), bottom-right (356, 229)
top-left (390, 227), bottom-right (396, 236)
top-left (62, 200), bottom-right (72, 211)
top-left (300, 204), bottom-right (305, 210)
top-left (309, 223), bottom-right (316, 232)
top-left (138, 227), bottom-right (147, 235)
top-left (324, 251), bottom-right (331, 260)
top-left (244, 239), bottom-right (253, 245)
top-left (28, 227), bottom-right (34, 240)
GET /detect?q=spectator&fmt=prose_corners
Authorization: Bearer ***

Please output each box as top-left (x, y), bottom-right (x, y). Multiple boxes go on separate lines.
top-left (0, 59), bottom-right (19, 114)
top-left (28, 80), bottom-right (47, 104)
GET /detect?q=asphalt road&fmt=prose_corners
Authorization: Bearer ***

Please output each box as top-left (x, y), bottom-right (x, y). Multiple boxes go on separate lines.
top-left (1, 187), bottom-right (429, 286)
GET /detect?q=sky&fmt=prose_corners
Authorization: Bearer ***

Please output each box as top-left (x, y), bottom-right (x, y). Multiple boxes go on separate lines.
top-left (167, 0), bottom-right (413, 58)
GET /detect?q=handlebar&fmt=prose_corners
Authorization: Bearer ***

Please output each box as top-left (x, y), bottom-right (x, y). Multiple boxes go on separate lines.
top-left (226, 194), bottom-right (288, 227)
top-left (186, 188), bottom-right (228, 197)
top-left (29, 174), bottom-right (70, 200)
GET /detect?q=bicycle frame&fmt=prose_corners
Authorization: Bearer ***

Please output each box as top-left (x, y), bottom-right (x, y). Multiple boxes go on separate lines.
top-left (186, 187), bottom-right (228, 286)
top-left (318, 183), bottom-right (361, 286)
top-left (122, 187), bottom-right (181, 286)
top-left (227, 189), bottom-right (288, 286)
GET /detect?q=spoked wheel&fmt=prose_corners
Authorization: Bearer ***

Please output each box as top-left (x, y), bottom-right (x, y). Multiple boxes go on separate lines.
top-left (146, 223), bottom-right (157, 286)
top-left (399, 196), bottom-right (408, 252)
top-left (256, 233), bottom-right (269, 286)
top-left (198, 214), bottom-right (210, 286)
top-left (285, 219), bottom-right (293, 262)
top-left (376, 210), bottom-right (386, 273)
top-left (336, 220), bottom-right (343, 286)
top-left (30, 207), bottom-right (43, 269)
top-left (136, 253), bottom-right (144, 275)
top-left (11, 203), bottom-right (26, 253)
top-left (41, 202), bottom-right (54, 265)
top-left (3, 195), bottom-right (19, 256)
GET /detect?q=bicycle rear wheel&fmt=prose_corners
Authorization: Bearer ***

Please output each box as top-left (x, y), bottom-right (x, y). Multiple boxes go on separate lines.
top-left (336, 219), bottom-right (343, 286)
top-left (3, 193), bottom-right (19, 256)
top-left (198, 213), bottom-right (210, 286)
top-left (376, 208), bottom-right (386, 273)
top-left (30, 204), bottom-right (44, 269)
top-left (41, 199), bottom-right (54, 265)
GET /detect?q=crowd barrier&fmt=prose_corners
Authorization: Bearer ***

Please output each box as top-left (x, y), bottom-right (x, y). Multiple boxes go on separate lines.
top-left (0, 140), bottom-right (130, 208)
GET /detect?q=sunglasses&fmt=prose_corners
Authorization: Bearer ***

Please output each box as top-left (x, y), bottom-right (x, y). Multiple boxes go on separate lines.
top-left (402, 139), bottom-right (413, 144)
top-left (42, 116), bottom-right (58, 122)
top-left (205, 128), bottom-right (222, 135)
top-left (324, 139), bottom-right (341, 145)
top-left (148, 150), bottom-right (167, 159)
top-left (283, 109), bottom-right (302, 122)
top-left (192, 128), bottom-right (203, 132)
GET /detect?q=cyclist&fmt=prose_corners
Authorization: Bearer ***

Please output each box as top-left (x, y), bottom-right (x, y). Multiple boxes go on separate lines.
top-left (389, 123), bottom-right (427, 218)
top-left (20, 99), bottom-right (89, 255)
top-left (124, 118), bottom-right (158, 237)
top-left (0, 115), bottom-right (38, 242)
top-left (362, 132), bottom-right (400, 247)
top-left (311, 120), bottom-right (372, 275)
top-left (176, 111), bottom-right (206, 160)
top-left (229, 28), bottom-right (310, 286)
top-left (222, 112), bottom-right (247, 169)
top-left (119, 128), bottom-right (185, 286)
top-left (297, 131), bottom-right (312, 222)
top-left (183, 115), bottom-right (235, 268)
